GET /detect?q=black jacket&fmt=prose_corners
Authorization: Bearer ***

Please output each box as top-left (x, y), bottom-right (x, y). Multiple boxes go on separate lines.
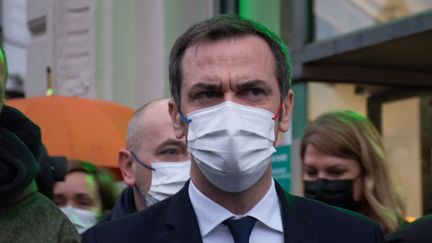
top-left (83, 180), bottom-right (385, 243)
top-left (0, 106), bottom-right (41, 201)
top-left (0, 105), bottom-right (66, 201)
top-left (0, 105), bottom-right (80, 243)
top-left (386, 214), bottom-right (432, 243)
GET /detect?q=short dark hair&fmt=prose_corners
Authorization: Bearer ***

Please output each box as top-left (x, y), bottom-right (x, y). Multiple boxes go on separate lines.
top-left (169, 15), bottom-right (292, 109)
top-left (67, 160), bottom-right (117, 214)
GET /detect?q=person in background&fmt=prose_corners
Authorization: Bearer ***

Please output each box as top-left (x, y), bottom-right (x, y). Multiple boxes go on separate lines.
top-left (100, 98), bottom-right (190, 223)
top-left (53, 160), bottom-right (117, 234)
top-left (301, 110), bottom-right (406, 234)
top-left (0, 47), bottom-right (80, 243)
top-left (82, 16), bottom-right (384, 243)
top-left (386, 214), bottom-right (432, 243)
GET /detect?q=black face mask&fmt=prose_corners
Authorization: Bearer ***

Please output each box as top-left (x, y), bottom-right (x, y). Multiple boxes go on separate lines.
top-left (303, 179), bottom-right (358, 211)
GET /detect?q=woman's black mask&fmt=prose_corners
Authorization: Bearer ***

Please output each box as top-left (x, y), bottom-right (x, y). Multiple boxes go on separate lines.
top-left (303, 179), bottom-right (358, 211)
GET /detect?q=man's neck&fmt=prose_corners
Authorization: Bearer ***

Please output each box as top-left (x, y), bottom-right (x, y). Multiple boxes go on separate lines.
top-left (190, 163), bottom-right (273, 215)
top-left (133, 188), bottom-right (147, 212)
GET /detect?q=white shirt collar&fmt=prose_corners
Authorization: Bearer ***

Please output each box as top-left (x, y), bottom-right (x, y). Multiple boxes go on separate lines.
top-left (188, 179), bottom-right (283, 237)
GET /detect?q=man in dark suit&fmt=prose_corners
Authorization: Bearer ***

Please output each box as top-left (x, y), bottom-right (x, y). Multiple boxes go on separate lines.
top-left (82, 16), bottom-right (385, 243)
top-left (100, 98), bottom-right (190, 223)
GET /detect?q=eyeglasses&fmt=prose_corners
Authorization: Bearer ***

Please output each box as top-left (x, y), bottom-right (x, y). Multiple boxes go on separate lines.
top-left (130, 151), bottom-right (155, 171)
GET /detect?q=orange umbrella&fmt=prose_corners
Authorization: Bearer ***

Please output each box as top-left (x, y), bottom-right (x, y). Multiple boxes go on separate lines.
top-left (6, 96), bottom-right (133, 171)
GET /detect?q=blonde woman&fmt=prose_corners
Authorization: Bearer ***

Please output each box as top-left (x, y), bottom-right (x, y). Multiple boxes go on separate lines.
top-left (300, 110), bottom-right (405, 234)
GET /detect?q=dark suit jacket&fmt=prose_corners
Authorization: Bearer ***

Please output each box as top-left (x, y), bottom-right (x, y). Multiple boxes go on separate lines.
top-left (98, 187), bottom-right (137, 224)
top-left (385, 214), bottom-right (432, 243)
top-left (83, 181), bottom-right (384, 243)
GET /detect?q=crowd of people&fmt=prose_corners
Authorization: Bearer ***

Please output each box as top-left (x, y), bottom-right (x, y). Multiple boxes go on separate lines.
top-left (1, 16), bottom-right (430, 243)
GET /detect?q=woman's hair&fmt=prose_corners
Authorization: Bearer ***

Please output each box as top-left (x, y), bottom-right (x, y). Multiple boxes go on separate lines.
top-left (67, 160), bottom-right (117, 214)
top-left (300, 110), bottom-right (405, 234)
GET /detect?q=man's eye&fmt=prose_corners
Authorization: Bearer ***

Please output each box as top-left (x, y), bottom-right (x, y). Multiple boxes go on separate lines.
top-left (239, 88), bottom-right (267, 102)
top-left (158, 147), bottom-right (183, 161)
top-left (161, 148), bottom-right (180, 156)
top-left (249, 88), bottom-right (265, 96)
top-left (195, 91), bottom-right (221, 100)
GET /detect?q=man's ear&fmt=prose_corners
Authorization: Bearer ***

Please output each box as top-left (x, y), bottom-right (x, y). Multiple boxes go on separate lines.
top-left (168, 98), bottom-right (185, 139)
top-left (118, 149), bottom-right (136, 187)
top-left (279, 90), bottom-right (293, 132)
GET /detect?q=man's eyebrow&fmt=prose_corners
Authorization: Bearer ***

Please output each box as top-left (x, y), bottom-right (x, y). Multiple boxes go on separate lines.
top-left (236, 80), bottom-right (273, 94)
top-left (187, 82), bottom-right (223, 99)
top-left (155, 139), bottom-right (187, 153)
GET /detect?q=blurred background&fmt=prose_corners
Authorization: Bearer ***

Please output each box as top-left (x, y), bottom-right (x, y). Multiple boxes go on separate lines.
top-left (1, 0), bottom-right (431, 218)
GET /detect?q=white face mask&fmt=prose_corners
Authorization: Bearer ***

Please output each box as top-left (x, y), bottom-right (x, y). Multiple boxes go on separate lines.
top-left (144, 160), bottom-right (191, 206)
top-left (60, 206), bottom-right (98, 234)
top-left (183, 101), bottom-right (277, 192)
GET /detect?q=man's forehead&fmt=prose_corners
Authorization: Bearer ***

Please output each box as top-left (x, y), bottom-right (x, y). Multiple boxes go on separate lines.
top-left (184, 35), bottom-right (271, 60)
top-left (180, 36), bottom-right (276, 87)
top-left (141, 115), bottom-right (172, 133)
top-left (141, 104), bottom-right (171, 128)
top-left (139, 106), bottom-right (178, 148)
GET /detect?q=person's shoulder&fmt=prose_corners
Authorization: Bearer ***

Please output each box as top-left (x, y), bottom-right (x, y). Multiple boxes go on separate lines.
top-left (82, 197), bottom-right (173, 243)
top-left (386, 214), bottom-right (432, 243)
top-left (288, 195), bottom-right (384, 242)
top-left (291, 195), bottom-right (372, 224)
top-left (0, 192), bottom-right (80, 243)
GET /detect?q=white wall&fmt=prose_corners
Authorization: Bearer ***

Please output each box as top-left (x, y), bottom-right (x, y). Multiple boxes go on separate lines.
top-left (383, 97), bottom-right (422, 218)
top-left (95, 0), bottom-right (113, 101)
top-left (3, 0), bottom-right (96, 98)
top-left (52, 0), bottom-right (97, 97)
top-left (308, 82), bottom-right (367, 119)
top-left (3, 0), bottom-right (30, 93)
top-left (96, 0), bottom-right (214, 109)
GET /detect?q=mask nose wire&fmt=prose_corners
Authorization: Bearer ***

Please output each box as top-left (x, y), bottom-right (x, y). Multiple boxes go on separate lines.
top-left (181, 101), bottom-right (283, 122)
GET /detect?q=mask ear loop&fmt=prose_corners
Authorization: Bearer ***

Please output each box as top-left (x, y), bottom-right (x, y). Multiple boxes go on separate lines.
top-left (130, 151), bottom-right (155, 171)
top-left (272, 101), bottom-right (283, 120)
top-left (179, 113), bottom-right (192, 124)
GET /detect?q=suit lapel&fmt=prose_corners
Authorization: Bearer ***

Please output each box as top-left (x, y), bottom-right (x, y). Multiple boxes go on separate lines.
top-left (156, 181), bottom-right (203, 243)
top-left (154, 180), bottom-right (318, 243)
top-left (275, 181), bottom-right (319, 243)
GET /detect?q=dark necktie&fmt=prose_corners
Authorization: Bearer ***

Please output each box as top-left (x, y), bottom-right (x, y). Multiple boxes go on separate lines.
top-left (224, 216), bottom-right (257, 243)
